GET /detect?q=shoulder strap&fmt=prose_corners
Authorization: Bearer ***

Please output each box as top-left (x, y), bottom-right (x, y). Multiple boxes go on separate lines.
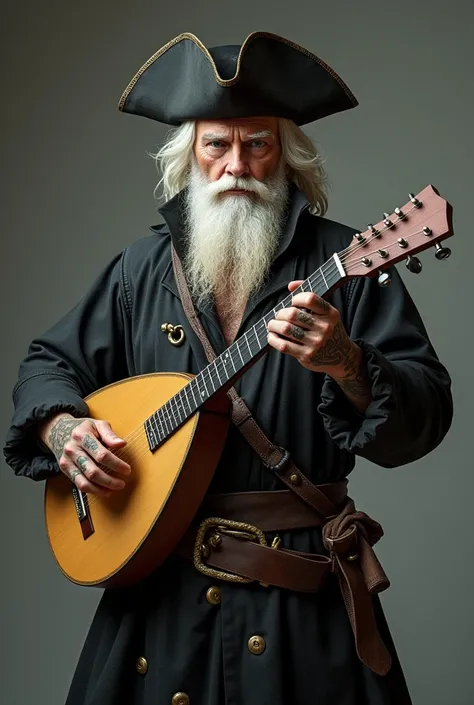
top-left (171, 246), bottom-right (337, 518)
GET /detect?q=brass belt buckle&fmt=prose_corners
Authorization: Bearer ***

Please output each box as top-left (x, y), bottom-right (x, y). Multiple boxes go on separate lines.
top-left (193, 517), bottom-right (269, 583)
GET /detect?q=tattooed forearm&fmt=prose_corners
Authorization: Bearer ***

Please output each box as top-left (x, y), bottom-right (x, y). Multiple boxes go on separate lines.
top-left (83, 434), bottom-right (99, 452)
top-left (48, 417), bottom-right (83, 459)
top-left (331, 343), bottom-right (372, 412)
top-left (306, 321), bottom-right (372, 412)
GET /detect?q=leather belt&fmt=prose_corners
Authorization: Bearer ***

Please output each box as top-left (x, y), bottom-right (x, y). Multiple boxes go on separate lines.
top-left (176, 485), bottom-right (392, 677)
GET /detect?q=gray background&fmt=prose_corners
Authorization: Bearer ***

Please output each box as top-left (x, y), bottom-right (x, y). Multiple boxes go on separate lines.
top-left (1, 0), bottom-right (473, 703)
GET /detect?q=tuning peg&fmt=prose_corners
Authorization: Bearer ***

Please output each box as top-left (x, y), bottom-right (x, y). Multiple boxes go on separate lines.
top-left (434, 243), bottom-right (451, 260)
top-left (378, 270), bottom-right (392, 287)
top-left (405, 255), bottom-right (422, 274)
top-left (409, 193), bottom-right (422, 208)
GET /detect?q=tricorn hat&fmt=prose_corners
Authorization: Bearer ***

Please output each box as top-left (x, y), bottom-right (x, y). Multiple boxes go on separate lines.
top-left (118, 32), bottom-right (357, 126)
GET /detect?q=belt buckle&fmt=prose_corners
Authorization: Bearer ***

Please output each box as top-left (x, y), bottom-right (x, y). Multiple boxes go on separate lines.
top-left (193, 516), bottom-right (268, 583)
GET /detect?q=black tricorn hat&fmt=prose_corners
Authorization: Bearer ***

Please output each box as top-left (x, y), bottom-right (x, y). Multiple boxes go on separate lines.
top-left (118, 32), bottom-right (358, 126)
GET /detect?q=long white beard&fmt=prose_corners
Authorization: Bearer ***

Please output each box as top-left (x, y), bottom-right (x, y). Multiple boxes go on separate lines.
top-left (183, 161), bottom-right (289, 314)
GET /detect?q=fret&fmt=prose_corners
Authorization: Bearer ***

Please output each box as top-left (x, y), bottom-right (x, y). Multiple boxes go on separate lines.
top-left (244, 332), bottom-right (252, 357)
top-left (206, 366), bottom-right (216, 393)
top-left (226, 350), bottom-right (236, 374)
top-left (213, 359), bottom-right (223, 385)
top-left (178, 388), bottom-right (191, 417)
top-left (167, 399), bottom-right (178, 427)
top-left (146, 418), bottom-right (157, 447)
top-left (196, 375), bottom-right (208, 400)
top-left (236, 341), bottom-right (245, 367)
top-left (320, 266), bottom-right (328, 289)
top-left (163, 405), bottom-right (173, 434)
top-left (252, 324), bottom-right (264, 350)
top-left (188, 379), bottom-right (198, 408)
top-left (154, 411), bottom-right (165, 441)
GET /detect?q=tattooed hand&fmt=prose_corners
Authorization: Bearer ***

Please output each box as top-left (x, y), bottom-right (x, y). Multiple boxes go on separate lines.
top-left (39, 414), bottom-right (131, 497)
top-left (267, 280), bottom-right (372, 413)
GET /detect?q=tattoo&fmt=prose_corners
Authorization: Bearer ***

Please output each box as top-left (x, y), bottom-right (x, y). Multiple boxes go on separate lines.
top-left (290, 325), bottom-right (305, 341)
top-left (69, 469), bottom-right (83, 484)
top-left (315, 298), bottom-right (331, 315)
top-left (309, 321), bottom-right (347, 368)
top-left (83, 434), bottom-right (99, 453)
top-left (76, 456), bottom-right (88, 472)
top-left (296, 311), bottom-right (314, 326)
top-left (49, 417), bottom-right (83, 460)
top-left (337, 346), bottom-right (370, 398)
top-left (309, 322), bottom-right (370, 400)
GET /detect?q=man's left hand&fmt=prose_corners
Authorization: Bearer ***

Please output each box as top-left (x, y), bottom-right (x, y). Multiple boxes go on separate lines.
top-left (267, 281), bottom-right (372, 412)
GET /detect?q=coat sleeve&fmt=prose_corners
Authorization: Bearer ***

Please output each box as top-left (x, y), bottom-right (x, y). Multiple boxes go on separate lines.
top-left (3, 251), bottom-right (131, 481)
top-left (318, 268), bottom-right (453, 467)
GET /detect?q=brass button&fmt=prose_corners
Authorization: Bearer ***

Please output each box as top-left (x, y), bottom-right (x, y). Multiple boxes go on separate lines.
top-left (135, 656), bottom-right (148, 674)
top-left (248, 635), bottom-right (266, 655)
top-left (206, 586), bottom-right (221, 605)
top-left (171, 693), bottom-right (190, 705)
top-left (289, 473), bottom-right (301, 485)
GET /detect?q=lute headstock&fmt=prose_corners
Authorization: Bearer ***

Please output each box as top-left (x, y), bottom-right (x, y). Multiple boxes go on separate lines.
top-left (336, 185), bottom-right (454, 286)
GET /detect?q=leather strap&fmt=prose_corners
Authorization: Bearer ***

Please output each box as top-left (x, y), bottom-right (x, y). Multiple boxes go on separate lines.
top-left (171, 246), bottom-right (335, 517)
top-left (171, 246), bottom-right (392, 676)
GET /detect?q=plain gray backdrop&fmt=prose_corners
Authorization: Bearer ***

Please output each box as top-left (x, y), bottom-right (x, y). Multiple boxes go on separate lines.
top-left (1, 1), bottom-right (473, 703)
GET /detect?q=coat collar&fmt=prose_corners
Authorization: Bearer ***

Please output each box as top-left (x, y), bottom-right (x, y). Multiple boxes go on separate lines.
top-left (153, 184), bottom-right (311, 347)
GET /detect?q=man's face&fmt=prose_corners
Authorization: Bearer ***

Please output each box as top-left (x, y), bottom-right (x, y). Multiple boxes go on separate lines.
top-left (193, 117), bottom-right (281, 187)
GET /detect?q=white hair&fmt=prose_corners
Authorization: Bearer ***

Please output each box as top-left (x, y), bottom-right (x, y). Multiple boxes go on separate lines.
top-left (153, 118), bottom-right (328, 215)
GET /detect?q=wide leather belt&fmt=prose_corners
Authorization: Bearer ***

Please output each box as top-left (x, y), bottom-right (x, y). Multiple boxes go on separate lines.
top-left (176, 485), bottom-right (392, 677)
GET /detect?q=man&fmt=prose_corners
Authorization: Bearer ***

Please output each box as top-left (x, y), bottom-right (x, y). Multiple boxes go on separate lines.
top-left (4, 32), bottom-right (452, 705)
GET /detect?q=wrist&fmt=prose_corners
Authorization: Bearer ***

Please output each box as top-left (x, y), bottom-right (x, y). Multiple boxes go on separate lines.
top-left (328, 342), bottom-right (363, 381)
top-left (38, 412), bottom-right (74, 450)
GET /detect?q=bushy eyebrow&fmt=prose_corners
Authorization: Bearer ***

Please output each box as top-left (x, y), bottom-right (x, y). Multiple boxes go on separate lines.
top-left (201, 132), bottom-right (227, 141)
top-left (247, 130), bottom-right (274, 139)
top-left (200, 129), bottom-right (274, 142)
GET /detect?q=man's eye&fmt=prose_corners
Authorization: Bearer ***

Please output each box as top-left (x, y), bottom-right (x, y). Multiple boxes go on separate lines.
top-left (209, 141), bottom-right (224, 148)
top-left (250, 140), bottom-right (266, 148)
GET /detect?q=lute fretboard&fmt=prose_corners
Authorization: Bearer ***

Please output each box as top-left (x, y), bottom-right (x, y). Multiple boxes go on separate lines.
top-left (145, 255), bottom-right (343, 452)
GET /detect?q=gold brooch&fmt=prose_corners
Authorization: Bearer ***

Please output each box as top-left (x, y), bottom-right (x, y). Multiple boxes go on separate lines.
top-left (161, 323), bottom-right (185, 347)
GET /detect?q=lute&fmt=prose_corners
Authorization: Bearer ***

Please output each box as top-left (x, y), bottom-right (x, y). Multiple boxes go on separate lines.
top-left (44, 184), bottom-right (454, 587)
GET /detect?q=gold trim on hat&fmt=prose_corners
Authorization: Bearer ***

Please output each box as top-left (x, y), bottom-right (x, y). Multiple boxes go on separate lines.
top-left (118, 31), bottom-right (357, 113)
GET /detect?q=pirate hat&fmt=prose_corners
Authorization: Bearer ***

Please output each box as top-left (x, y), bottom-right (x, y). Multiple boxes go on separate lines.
top-left (118, 32), bottom-right (357, 126)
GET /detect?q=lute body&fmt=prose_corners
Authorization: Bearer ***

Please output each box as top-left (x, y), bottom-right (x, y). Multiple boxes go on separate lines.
top-left (45, 373), bottom-right (230, 588)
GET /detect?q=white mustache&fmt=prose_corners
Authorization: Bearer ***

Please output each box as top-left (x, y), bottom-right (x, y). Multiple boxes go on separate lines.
top-left (204, 174), bottom-right (273, 201)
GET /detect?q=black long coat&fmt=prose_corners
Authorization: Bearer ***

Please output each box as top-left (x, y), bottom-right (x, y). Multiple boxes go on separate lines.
top-left (4, 187), bottom-right (453, 705)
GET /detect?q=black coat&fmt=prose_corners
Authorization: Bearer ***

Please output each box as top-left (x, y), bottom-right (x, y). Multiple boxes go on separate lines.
top-left (4, 188), bottom-right (453, 705)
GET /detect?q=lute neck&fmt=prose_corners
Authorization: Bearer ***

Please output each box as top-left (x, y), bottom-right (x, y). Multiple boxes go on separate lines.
top-left (145, 255), bottom-right (344, 452)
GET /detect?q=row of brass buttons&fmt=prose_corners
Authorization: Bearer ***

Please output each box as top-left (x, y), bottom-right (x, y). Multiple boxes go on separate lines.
top-left (134, 585), bottom-right (264, 700)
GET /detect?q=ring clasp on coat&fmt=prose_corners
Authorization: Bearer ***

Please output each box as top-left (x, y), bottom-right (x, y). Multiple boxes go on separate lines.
top-left (161, 323), bottom-right (185, 346)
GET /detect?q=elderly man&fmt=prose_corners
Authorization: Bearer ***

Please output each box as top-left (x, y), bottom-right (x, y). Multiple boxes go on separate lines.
top-left (4, 32), bottom-right (452, 705)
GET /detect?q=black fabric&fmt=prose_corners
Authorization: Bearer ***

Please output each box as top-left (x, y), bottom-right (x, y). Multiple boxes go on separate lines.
top-left (3, 188), bottom-right (452, 704)
top-left (118, 32), bottom-right (357, 126)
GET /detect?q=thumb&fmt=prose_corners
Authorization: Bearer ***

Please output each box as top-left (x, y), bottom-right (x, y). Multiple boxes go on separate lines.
top-left (94, 420), bottom-right (127, 448)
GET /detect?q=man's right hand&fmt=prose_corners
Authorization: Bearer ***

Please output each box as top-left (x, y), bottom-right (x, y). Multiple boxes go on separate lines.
top-left (39, 413), bottom-right (131, 497)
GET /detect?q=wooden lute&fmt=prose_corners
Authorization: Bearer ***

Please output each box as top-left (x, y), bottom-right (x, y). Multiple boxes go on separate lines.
top-left (44, 185), bottom-right (453, 588)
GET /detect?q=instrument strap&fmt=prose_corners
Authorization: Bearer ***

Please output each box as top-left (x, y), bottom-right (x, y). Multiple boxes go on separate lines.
top-left (171, 246), bottom-right (336, 518)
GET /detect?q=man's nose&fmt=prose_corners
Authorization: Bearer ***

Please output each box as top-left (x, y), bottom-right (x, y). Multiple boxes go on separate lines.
top-left (225, 146), bottom-right (249, 178)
